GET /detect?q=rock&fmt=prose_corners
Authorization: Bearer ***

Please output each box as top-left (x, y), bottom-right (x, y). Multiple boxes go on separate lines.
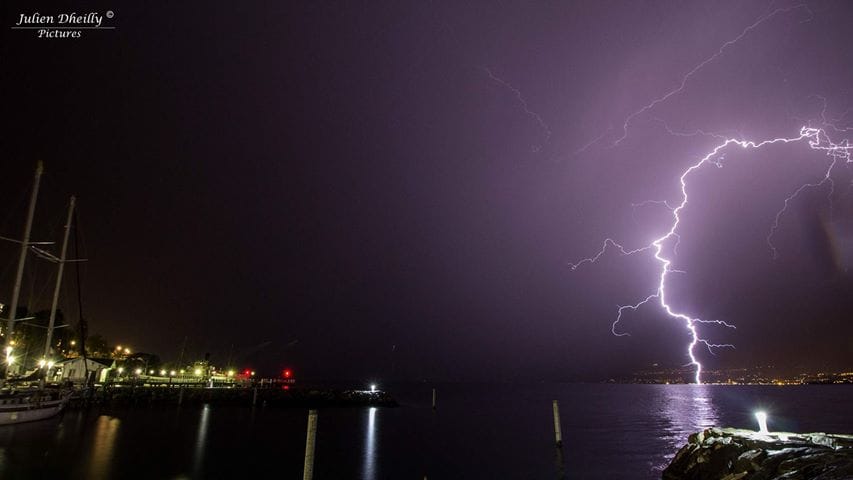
top-left (662, 428), bottom-right (853, 480)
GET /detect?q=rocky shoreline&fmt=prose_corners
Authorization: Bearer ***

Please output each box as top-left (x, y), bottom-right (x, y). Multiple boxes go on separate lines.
top-left (663, 427), bottom-right (853, 480)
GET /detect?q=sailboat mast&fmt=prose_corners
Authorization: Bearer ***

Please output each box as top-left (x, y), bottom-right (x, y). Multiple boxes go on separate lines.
top-left (4, 161), bottom-right (43, 374)
top-left (43, 196), bottom-right (75, 360)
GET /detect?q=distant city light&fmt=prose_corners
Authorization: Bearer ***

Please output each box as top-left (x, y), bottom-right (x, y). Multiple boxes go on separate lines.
top-left (135, 368), bottom-right (142, 375)
top-left (283, 369), bottom-right (292, 378)
top-left (70, 340), bottom-right (76, 346)
top-left (194, 368), bottom-right (202, 375)
top-left (170, 370), bottom-right (176, 376)
top-left (47, 361), bottom-right (54, 369)
top-left (117, 367), bottom-right (124, 374)
top-left (160, 369), bottom-right (166, 376)
top-left (227, 370), bottom-right (234, 377)
top-left (755, 411), bottom-right (769, 435)
top-left (180, 369), bottom-right (185, 374)
top-left (370, 384), bottom-right (376, 392)
top-left (250, 371), bottom-right (256, 376)
top-left (38, 359), bottom-right (46, 368)
top-left (124, 348), bottom-right (131, 354)
top-left (149, 369), bottom-right (155, 374)
top-left (116, 345), bottom-right (122, 350)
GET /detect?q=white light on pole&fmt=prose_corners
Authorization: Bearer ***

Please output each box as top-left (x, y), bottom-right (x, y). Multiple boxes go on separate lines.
top-left (755, 411), bottom-right (769, 435)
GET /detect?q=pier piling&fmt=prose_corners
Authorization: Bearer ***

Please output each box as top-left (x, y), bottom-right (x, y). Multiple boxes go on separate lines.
top-left (552, 400), bottom-right (563, 447)
top-left (253, 387), bottom-right (258, 406)
top-left (432, 388), bottom-right (436, 410)
top-left (302, 409), bottom-right (318, 480)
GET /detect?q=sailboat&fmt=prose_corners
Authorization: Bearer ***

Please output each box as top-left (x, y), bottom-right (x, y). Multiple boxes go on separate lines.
top-left (0, 162), bottom-right (73, 424)
top-left (0, 388), bottom-right (68, 424)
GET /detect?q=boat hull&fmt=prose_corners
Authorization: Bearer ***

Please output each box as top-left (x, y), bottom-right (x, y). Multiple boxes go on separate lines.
top-left (0, 398), bottom-right (67, 425)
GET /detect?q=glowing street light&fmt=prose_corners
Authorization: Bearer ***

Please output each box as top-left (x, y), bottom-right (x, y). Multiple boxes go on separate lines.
top-left (135, 368), bottom-right (142, 375)
top-left (117, 367), bottom-right (124, 374)
top-left (169, 370), bottom-right (176, 376)
top-left (370, 384), bottom-right (377, 393)
top-left (38, 359), bottom-right (47, 368)
top-left (227, 370), bottom-right (234, 377)
top-left (160, 369), bottom-right (167, 376)
top-left (194, 368), bottom-right (202, 376)
top-left (47, 361), bottom-right (54, 369)
top-left (124, 348), bottom-right (131, 354)
top-left (755, 411), bottom-right (769, 435)
top-left (149, 369), bottom-right (155, 374)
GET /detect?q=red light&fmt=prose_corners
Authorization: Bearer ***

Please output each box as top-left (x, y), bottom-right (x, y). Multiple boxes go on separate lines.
top-left (284, 385), bottom-right (290, 390)
top-left (244, 369), bottom-right (251, 375)
top-left (283, 369), bottom-right (292, 378)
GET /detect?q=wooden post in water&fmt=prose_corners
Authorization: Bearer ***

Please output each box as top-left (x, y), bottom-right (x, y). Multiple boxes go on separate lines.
top-left (253, 386), bottom-right (258, 406)
top-left (432, 388), bottom-right (436, 409)
top-left (552, 400), bottom-right (563, 447)
top-left (302, 409), bottom-right (318, 480)
top-left (178, 387), bottom-right (184, 405)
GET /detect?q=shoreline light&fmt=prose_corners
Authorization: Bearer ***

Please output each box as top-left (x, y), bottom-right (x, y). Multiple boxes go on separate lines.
top-left (755, 411), bottom-right (769, 435)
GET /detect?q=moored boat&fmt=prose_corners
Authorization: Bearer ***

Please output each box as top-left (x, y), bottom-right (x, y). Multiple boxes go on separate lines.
top-left (0, 389), bottom-right (70, 425)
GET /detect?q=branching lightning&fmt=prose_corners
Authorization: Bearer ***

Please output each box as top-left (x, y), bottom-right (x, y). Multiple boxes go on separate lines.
top-left (571, 127), bottom-right (852, 383)
top-left (484, 67), bottom-right (552, 152)
top-left (575, 4), bottom-right (812, 155)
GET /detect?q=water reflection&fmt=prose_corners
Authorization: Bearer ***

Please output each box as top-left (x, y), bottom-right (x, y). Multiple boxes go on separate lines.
top-left (362, 407), bottom-right (377, 480)
top-left (667, 384), bottom-right (719, 433)
top-left (192, 405), bottom-right (211, 478)
top-left (87, 416), bottom-right (121, 479)
top-left (654, 384), bottom-right (719, 472)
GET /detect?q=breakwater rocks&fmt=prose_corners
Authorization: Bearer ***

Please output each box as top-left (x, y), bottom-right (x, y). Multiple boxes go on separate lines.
top-left (663, 427), bottom-right (853, 480)
top-left (69, 386), bottom-right (398, 409)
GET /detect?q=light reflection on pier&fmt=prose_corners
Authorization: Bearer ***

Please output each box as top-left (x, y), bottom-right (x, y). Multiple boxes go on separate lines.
top-left (362, 407), bottom-right (377, 480)
top-left (192, 404), bottom-right (211, 478)
top-left (86, 415), bottom-right (121, 479)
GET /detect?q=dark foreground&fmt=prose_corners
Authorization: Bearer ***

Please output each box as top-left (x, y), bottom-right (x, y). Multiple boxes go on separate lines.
top-left (1, 383), bottom-right (851, 479)
top-left (664, 428), bottom-right (853, 480)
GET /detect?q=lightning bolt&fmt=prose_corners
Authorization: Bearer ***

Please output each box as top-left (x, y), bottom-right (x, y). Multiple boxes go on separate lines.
top-left (575, 4), bottom-right (813, 155)
top-left (484, 67), bottom-right (552, 153)
top-left (571, 126), bottom-right (852, 383)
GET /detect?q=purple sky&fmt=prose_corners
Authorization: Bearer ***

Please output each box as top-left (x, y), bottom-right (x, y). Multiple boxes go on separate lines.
top-left (2, 1), bottom-right (852, 380)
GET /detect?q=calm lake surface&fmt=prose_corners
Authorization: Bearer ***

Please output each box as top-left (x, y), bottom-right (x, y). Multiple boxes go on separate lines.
top-left (0, 383), bottom-right (850, 479)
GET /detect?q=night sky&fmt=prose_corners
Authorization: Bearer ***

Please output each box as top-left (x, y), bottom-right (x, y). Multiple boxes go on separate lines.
top-left (2, 1), bottom-right (852, 381)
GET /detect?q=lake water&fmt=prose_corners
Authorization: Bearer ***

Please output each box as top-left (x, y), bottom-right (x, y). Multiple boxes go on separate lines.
top-left (0, 383), bottom-right (851, 479)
